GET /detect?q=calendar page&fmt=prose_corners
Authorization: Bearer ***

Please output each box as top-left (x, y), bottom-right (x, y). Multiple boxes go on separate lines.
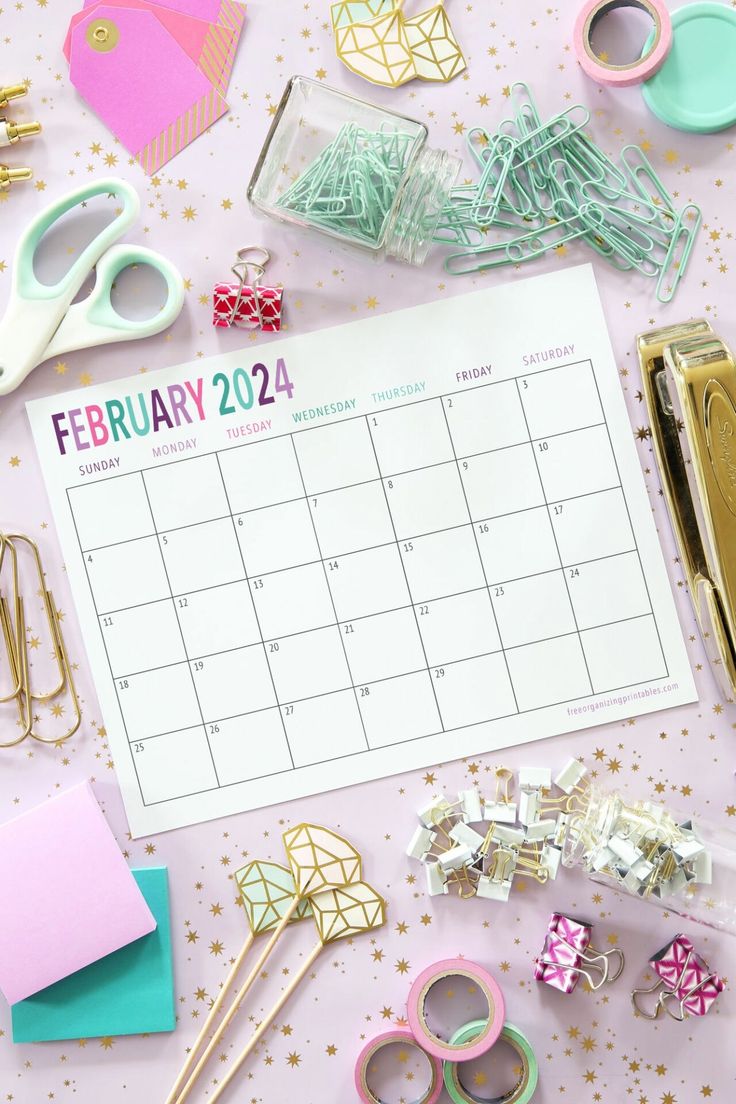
top-left (27, 265), bottom-right (697, 836)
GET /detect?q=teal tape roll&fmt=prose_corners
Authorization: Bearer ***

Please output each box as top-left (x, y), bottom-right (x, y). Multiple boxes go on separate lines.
top-left (443, 1019), bottom-right (538, 1104)
top-left (642, 2), bottom-right (736, 133)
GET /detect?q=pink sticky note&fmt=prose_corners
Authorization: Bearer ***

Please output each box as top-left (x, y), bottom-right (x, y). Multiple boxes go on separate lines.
top-left (65, 0), bottom-right (235, 96)
top-left (0, 782), bottom-right (156, 1005)
top-left (68, 5), bottom-right (229, 175)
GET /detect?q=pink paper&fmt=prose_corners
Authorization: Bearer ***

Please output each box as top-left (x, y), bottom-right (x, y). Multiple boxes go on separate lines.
top-left (65, 0), bottom-right (235, 96)
top-left (0, 782), bottom-right (156, 1005)
top-left (68, 5), bottom-right (229, 174)
top-left (86, 0), bottom-right (246, 29)
top-left (81, 0), bottom-right (245, 90)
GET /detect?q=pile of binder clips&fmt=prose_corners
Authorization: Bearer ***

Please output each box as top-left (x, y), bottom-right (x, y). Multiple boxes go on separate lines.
top-left (405, 760), bottom-right (587, 902)
top-left (0, 533), bottom-right (80, 748)
top-left (435, 81), bottom-right (700, 302)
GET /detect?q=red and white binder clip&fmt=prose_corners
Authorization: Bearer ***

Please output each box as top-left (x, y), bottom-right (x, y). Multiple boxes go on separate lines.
top-left (213, 246), bottom-right (283, 332)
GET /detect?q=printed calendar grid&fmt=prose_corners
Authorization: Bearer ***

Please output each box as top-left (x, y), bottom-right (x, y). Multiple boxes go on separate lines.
top-left (65, 361), bottom-right (669, 808)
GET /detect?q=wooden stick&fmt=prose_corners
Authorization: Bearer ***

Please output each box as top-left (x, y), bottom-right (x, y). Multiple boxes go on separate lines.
top-left (209, 941), bottom-right (323, 1104)
top-left (163, 929), bottom-right (255, 1104)
top-left (173, 894), bottom-right (301, 1104)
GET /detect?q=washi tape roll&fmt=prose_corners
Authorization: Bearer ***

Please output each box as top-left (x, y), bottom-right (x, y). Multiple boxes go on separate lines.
top-left (354, 1028), bottom-right (443, 1104)
top-left (443, 1020), bottom-right (539, 1104)
top-left (574, 0), bottom-right (673, 87)
top-left (642, 2), bottom-right (736, 133)
top-left (407, 958), bottom-right (505, 1062)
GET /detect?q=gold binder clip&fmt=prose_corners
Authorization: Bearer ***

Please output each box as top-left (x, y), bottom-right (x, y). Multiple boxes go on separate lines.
top-left (638, 320), bottom-right (736, 700)
top-left (0, 83), bottom-right (28, 110)
top-left (1, 120), bottom-right (42, 145)
top-left (0, 165), bottom-right (32, 190)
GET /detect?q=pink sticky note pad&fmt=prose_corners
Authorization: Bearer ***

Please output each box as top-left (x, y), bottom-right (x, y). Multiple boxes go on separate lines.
top-left (69, 5), bottom-right (229, 174)
top-left (0, 782), bottom-right (156, 1005)
top-left (65, 0), bottom-right (235, 96)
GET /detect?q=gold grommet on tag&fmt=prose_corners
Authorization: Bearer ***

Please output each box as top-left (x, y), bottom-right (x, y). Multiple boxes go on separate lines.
top-left (86, 18), bottom-right (120, 52)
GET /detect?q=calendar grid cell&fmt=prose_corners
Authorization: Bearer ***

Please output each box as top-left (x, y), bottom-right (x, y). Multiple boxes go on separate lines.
top-left (94, 601), bottom-right (662, 684)
top-left (438, 398), bottom-right (520, 714)
top-left (213, 452), bottom-right (296, 769)
top-left (140, 470), bottom-right (221, 785)
top-left (515, 377), bottom-right (595, 697)
top-left (64, 360), bottom-right (673, 808)
top-left (364, 413), bottom-right (446, 728)
top-left (288, 436), bottom-right (370, 751)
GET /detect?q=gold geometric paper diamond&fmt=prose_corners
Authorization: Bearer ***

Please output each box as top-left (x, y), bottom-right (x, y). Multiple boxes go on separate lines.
top-left (236, 860), bottom-right (312, 935)
top-left (404, 4), bottom-right (466, 82)
top-left (330, 0), bottom-right (394, 31)
top-left (283, 823), bottom-right (362, 896)
top-left (310, 880), bottom-right (387, 944)
top-left (335, 9), bottom-right (417, 88)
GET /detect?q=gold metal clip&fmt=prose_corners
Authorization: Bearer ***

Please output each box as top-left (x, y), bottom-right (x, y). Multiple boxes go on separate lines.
top-left (0, 83), bottom-right (28, 110)
top-left (2, 120), bottom-right (41, 144)
top-left (0, 164), bottom-right (32, 189)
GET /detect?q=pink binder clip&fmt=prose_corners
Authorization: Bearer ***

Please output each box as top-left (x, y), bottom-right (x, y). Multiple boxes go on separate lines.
top-left (534, 912), bottom-right (624, 994)
top-left (631, 934), bottom-right (724, 1021)
top-left (213, 246), bottom-right (283, 332)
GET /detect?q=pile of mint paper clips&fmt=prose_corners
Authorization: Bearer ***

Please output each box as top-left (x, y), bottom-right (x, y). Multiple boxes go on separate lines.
top-left (434, 82), bottom-right (700, 302)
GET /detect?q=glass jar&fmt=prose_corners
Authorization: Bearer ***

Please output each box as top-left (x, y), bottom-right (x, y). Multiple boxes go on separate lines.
top-left (248, 76), bottom-right (461, 265)
top-left (561, 781), bottom-right (736, 937)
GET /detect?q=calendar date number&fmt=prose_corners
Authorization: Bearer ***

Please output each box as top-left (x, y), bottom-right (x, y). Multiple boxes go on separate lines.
top-left (213, 357), bottom-right (294, 416)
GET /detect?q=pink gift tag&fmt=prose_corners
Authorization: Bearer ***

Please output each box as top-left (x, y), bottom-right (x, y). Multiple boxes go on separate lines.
top-left (83, 0), bottom-right (245, 91)
top-left (66, 0), bottom-right (235, 95)
top-left (213, 283), bottom-right (283, 331)
top-left (68, 5), bottom-right (229, 174)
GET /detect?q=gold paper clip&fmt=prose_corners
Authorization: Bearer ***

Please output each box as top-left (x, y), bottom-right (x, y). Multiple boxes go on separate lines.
top-left (0, 532), bottom-right (81, 747)
top-left (638, 320), bottom-right (736, 700)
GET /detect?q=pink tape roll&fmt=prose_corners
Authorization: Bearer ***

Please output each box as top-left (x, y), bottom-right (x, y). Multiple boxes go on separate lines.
top-left (574, 0), bottom-right (673, 87)
top-left (407, 958), bottom-right (505, 1062)
top-left (354, 1028), bottom-right (443, 1104)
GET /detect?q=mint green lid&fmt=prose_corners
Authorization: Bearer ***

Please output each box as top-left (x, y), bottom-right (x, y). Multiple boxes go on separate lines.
top-left (642, 2), bottom-right (736, 133)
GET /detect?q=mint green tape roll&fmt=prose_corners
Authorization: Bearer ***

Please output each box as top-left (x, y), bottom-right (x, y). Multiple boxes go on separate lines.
top-left (443, 1019), bottom-right (538, 1104)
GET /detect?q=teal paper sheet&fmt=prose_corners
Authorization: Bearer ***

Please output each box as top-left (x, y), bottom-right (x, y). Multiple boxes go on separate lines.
top-left (11, 867), bottom-right (174, 1043)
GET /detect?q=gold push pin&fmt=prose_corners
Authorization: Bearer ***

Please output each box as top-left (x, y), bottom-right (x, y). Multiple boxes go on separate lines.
top-left (0, 83), bottom-right (28, 110)
top-left (0, 119), bottom-right (41, 146)
top-left (0, 165), bottom-right (32, 189)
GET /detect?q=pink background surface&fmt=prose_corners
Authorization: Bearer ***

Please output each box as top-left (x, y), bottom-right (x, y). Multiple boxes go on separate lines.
top-left (1, 1), bottom-right (735, 1101)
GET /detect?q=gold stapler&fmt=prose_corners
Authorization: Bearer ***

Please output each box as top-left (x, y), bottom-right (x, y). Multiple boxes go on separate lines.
top-left (638, 320), bottom-right (736, 700)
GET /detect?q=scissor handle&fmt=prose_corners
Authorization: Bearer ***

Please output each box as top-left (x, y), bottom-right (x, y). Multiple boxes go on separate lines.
top-left (0, 177), bottom-right (141, 395)
top-left (43, 243), bottom-right (185, 361)
top-left (13, 176), bottom-right (139, 301)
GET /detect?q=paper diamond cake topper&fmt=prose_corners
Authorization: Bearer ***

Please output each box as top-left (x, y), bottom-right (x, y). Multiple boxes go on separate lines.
top-left (404, 3), bottom-right (466, 82)
top-left (330, 0), bottom-right (394, 30)
top-left (335, 8), bottom-right (416, 88)
top-left (283, 823), bottom-right (362, 896)
top-left (309, 880), bottom-right (387, 944)
top-left (236, 861), bottom-right (312, 936)
top-left (333, 0), bottom-right (466, 87)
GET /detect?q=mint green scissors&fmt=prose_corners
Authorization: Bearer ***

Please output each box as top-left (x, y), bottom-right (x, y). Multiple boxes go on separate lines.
top-left (0, 177), bottom-right (184, 396)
